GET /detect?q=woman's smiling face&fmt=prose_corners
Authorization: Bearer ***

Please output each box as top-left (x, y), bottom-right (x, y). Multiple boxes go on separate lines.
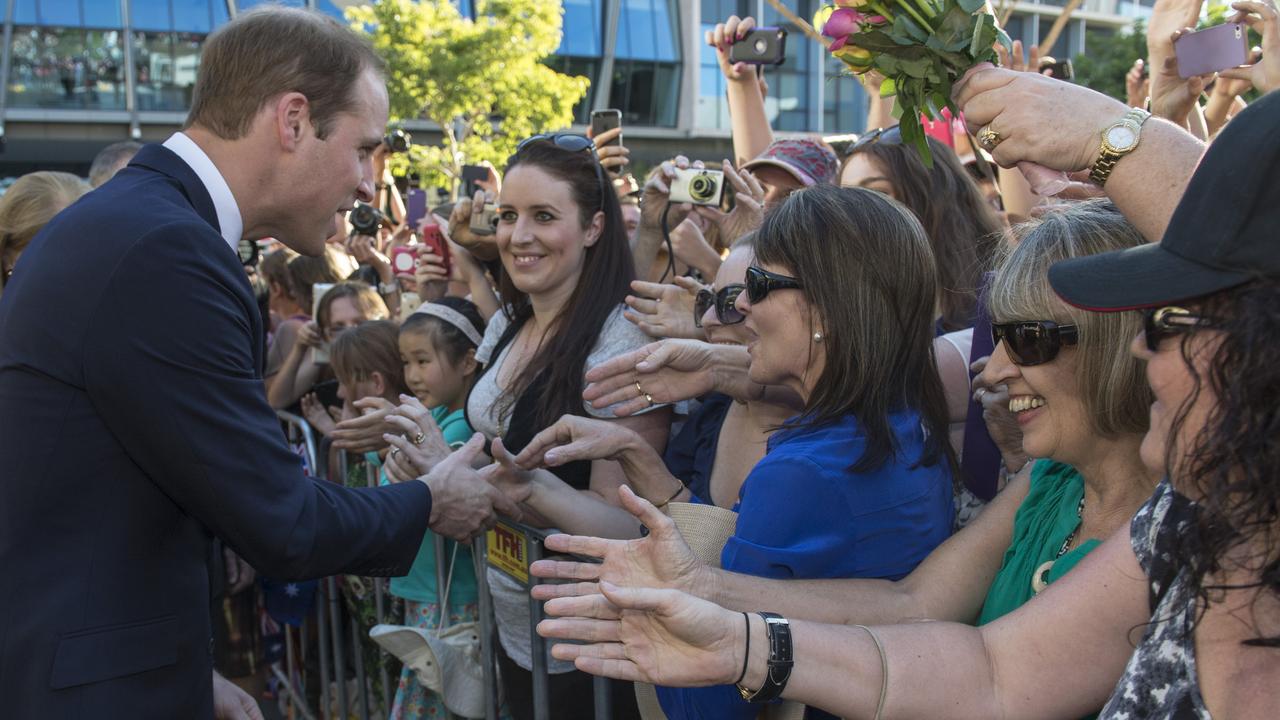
top-left (495, 164), bottom-right (601, 305)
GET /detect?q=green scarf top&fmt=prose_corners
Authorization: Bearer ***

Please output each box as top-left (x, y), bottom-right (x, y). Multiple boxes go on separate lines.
top-left (977, 460), bottom-right (1101, 625)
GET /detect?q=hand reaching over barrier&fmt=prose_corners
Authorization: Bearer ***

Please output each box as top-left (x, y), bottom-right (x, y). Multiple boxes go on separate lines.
top-left (381, 394), bottom-right (452, 482)
top-left (423, 433), bottom-right (521, 541)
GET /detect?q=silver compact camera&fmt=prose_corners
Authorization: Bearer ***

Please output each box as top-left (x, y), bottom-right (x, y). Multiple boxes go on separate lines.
top-left (669, 167), bottom-right (725, 207)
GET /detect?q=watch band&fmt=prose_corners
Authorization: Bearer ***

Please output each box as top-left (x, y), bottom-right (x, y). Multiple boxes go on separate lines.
top-left (738, 612), bottom-right (793, 703)
top-left (1089, 108), bottom-right (1151, 186)
top-left (377, 280), bottom-right (399, 295)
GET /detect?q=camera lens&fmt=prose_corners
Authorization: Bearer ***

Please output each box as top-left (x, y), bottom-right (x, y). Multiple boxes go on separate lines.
top-left (754, 38), bottom-right (768, 54)
top-left (689, 173), bottom-right (716, 202)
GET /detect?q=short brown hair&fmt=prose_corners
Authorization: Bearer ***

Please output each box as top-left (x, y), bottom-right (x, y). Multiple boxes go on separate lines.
top-left (988, 201), bottom-right (1151, 437)
top-left (315, 281), bottom-right (389, 340)
top-left (330, 320), bottom-right (407, 397)
top-left (185, 6), bottom-right (384, 140)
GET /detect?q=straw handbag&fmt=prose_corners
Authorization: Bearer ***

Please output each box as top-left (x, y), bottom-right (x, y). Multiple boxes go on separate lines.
top-left (633, 502), bottom-right (804, 720)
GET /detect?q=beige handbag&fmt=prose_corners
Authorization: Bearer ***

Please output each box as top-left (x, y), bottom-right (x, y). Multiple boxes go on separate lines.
top-left (633, 502), bottom-right (804, 720)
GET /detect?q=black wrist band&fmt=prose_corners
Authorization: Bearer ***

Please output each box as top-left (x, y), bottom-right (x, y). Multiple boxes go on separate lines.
top-left (732, 612), bottom-right (750, 686)
top-left (738, 612), bottom-right (792, 703)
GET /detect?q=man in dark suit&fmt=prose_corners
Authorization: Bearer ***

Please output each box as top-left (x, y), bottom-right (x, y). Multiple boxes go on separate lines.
top-left (0, 7), bottom-right (514, 718)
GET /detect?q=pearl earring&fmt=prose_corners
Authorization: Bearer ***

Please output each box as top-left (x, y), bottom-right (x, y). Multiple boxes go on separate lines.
top-left (812, 332), bottom-right (824, 343)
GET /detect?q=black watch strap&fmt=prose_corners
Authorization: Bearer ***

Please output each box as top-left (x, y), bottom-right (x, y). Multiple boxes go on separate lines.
top-left (739, 612), bottom-right (793, 703)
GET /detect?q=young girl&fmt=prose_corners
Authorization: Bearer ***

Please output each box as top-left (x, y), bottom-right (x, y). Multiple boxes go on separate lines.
top-left (388, 297), bottom-right (490, 719)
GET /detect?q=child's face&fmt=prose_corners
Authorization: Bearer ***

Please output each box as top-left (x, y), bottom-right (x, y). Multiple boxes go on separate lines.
top-left (336, 375), bottom-right (382, 408)
top-left (399, 330), bottom-right (471, 412)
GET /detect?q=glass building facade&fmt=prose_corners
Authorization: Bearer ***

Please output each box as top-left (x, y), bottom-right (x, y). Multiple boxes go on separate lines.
top-left (0, 0), bottom-right (1130, 175)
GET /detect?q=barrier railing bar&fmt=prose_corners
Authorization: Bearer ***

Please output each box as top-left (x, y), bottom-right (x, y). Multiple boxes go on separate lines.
top-left (316, 578), bottom-right (332, 720)
top-left (270, 664), bottom-right (318, 720)
top-left (327, 576), bottom-right (348, 716)
top-left (526, 531), bottom-right (550, 720)
top-left (351, 613), bottom-right (371, 720)
top-left (474, 533), bottom-right (500, 720)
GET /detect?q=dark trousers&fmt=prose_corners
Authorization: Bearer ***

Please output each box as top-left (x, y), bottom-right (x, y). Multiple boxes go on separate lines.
top-left (496, 642), bottom-right (641, 720)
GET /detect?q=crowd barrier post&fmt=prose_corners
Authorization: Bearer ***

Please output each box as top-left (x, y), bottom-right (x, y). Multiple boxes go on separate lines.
top-left (275, 411), bottom-right (323, 719)
top-left (365, 462), bottom-right (392, 712)
top-left (327, 576), bottom-right (349, 716)
top-left (473, 533), bottom-right (500, 720)
top-left (485, 520), bottom-right (612, 720)
top-left (315, 578), bottom-right (332, 720)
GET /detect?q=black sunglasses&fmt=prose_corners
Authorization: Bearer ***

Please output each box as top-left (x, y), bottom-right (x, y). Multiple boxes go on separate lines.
top-left (744, 265), bottom-right (803, 304)
top-left (991, 320), bottom-right (1079, 366)
top-left (516, 133), bottom-right (607, 211)
top-left (851, 125), bottom-right (904, 151)
top-left (694, 284), bottom-right (746, 328)
top-left (1142, 306), bottom-right (1214, 352)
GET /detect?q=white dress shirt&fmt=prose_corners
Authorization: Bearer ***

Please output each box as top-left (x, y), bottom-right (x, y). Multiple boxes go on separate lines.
top-left (162, 132), bottom-right (244, 254)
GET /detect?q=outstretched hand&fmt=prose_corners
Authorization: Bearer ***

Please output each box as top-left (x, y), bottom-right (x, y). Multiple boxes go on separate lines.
top-left (514, 414), bottom-right (641, 470)
top-left (624, 278), bottom-right (704, 341)
top-left (382, 395), bottom-right (452, 482)
top-left (583, 339), bottom-right (724, 415)
top-left (424, 433), bottom-right (521, 540)
top-left (330, 397), bottom-right (398, 452)
top-left (538, 579), bottom-right (742, 686)
top-left (480, 437), bottom-right (537, 508)
top-left (531, 486), bottom-right (709, 607)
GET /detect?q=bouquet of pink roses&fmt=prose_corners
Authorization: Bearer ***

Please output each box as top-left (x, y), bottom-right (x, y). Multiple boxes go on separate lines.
top-left (816, 0), bottom-right (1010, 165)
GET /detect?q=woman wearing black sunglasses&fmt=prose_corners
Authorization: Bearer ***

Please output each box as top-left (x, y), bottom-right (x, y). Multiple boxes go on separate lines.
top-left (517, 184), bottom-right (957, 720)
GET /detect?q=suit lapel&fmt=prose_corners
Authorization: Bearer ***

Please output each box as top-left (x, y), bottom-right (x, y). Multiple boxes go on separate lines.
top-left (128, 144), bottom-right (222, 235)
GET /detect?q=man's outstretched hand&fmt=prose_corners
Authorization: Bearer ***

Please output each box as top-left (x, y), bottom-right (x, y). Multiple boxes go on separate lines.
top-left (422, 433), bottom-right (521, 541)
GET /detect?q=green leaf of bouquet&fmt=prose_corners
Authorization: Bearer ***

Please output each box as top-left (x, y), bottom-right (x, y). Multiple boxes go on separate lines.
top-left (957, 0), bottom-right (986, 13)
top-left (937, 6), bottom-right (976, 48)
top-left (894, 15), bottom-right (931, 44)
top-left (880, 77), bottom-right (898, 98)
top-left (969, 12), bottom-right (995, 57)
top-left (849, 30), bottom-right (911, 53)
top-left (993, 27), bottom-right (1014, 55)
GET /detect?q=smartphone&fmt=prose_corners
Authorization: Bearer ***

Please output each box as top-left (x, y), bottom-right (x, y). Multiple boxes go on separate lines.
top-left (1044, 58), bottom-right (1074, 81)
top-left (419, 223), bottom-right (453, 277)
top-left (406, 188), bottom-right (427, 230)
top-left (728, 27), bottom-right (787, 66)
top-left (460, 165), bottom-right (489, 199)
top-left (590, 109), bottom-right (622, 148)
top-left (390, 245), bottom-right (419, 276)
top-left (1175, 23), bottom-right (1249, 79)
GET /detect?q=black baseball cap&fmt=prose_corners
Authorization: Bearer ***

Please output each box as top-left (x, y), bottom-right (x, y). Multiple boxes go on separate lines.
top-left (1048, 89), bottom-right (1280, 312)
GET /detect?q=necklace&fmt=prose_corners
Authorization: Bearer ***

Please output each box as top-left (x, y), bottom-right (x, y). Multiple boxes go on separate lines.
top-left (1031, 495), bottom-right (1085, 594)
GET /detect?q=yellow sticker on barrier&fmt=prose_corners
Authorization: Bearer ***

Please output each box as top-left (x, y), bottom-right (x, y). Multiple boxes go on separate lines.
top-left (487, 522), bottom-right (529, 584)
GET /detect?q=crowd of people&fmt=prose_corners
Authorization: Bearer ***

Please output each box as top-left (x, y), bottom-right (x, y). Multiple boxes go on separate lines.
top-left (1, 0), bottom-right (1278, 718)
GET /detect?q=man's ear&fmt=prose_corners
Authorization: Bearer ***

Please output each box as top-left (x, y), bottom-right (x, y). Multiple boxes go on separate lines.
top-left (273, 91), bottom-right (312, 151)
top-left (583, 210), bottom-right (606, 248)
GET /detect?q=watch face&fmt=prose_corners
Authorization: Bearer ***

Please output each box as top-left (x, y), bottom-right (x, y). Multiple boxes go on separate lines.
top-left (1106, 124), bottom-right (1138, 151)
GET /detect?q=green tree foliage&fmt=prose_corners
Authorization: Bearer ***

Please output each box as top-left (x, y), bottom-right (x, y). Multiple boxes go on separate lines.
top-left (346, 0), bottom-right (590, 194)
top-left (1072, 20), bottom-right (1148, 101)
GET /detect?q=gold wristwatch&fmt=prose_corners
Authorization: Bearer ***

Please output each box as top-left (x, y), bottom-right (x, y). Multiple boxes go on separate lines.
top-left (1088, 108), bottom-right (1151, 186)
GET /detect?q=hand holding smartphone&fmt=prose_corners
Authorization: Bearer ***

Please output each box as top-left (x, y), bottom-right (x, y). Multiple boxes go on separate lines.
top-left (1174, 23), bottom-right (1249, 78)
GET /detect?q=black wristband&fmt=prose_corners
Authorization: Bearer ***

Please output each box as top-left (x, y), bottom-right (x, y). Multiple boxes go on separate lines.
top-left (732, 612), bottom-right (750, 686)
top-left (738, 612), bottom-right (792, 703)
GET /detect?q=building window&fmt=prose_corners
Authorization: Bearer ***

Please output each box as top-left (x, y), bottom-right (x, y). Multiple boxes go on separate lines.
top-left (7, 26), bottom-right (128, 110)
top-left (1038, 17), bottom-right (1075, 61)
top-left (610, 0), bottom-right (681, 127)
top-left (1003, 15), bottom-right (1027, 47)
top-left (696, 0), bottom-right (752, 129)
top-left (133, 31), bottom-right (203, 111)
top-left (550, 0), bottom-right (603, 124)
top-left (762, 0), bottom-right (815, 132)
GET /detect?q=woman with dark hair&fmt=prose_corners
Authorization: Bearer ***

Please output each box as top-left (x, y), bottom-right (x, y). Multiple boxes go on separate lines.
top-left (464, 135), bottom-right (670, 720)
top-left (503, 184), bottom-right (956, 719)
top-left (528, 87), bottom-right (1280, 718)
top-left (841, 130), bottom-right (1004, 332)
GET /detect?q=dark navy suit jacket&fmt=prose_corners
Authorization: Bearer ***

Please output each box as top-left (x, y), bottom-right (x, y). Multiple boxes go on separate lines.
top-left (0, 145), bottom-right (433, 718)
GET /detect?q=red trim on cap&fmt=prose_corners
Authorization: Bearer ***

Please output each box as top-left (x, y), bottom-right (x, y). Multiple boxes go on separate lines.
top-left (1058, 298), bottom-right (1164, 313)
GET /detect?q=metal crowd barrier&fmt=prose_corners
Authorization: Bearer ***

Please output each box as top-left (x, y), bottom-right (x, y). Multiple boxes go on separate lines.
top-left (275, 411), bottom-right (323, 719)
top-left (480, 519), bottom-right (613, 720)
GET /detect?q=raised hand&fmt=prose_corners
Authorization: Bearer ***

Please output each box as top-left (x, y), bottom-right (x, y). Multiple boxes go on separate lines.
top-left (641, 156), bottom-right (700, 231)
top-left (624, 278), bottom-right (705, 340)
top-left (582, 339), bottom-right (724, 415)
top-left (1151, 30), bottom-right (1216, 125)
top-left (538, 580), bottom-right (742, 687)
top-left (447, 191), bottom-right (499, 262)
top-left (668, 216), bottom-right (722, 280)
top-left (531, 486), bottom-right (709, 605)
top-left (693, 161), bottom-right (765, 246)
top-left (591, 127), bottom-right (631, 174)
top-left (1125, 59), bottom-right (1150, 108)
top-left (994, 39), bottom-right (1041, 74)
top-left (1219, 0), bottom-right (1280, 94)
top-left (479, 437), bottom-right (536, 507)
top-left (425, 433), bottom-right (521, 540)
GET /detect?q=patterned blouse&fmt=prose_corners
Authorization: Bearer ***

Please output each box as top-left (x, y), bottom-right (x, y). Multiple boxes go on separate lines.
top-left (1098, 479), bottom-right (1210, 719)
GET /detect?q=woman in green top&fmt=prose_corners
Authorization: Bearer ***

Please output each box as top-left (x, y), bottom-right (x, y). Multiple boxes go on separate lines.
top-left (531, 201), bottom-right (1158, 656)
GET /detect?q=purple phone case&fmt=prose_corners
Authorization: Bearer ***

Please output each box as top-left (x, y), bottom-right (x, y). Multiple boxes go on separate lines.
top-left (1174, 23), bottom-right (1249, 79)
top-left (406, 189), bottom-right (427, 228)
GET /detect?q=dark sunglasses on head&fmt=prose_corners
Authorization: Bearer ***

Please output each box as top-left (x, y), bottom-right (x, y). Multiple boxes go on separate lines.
top-left (851, 125), bottom-right (904, 151)
top-left (991, 320), bottom-right (1079, 366)
top-left (1142, 306), bottom-right (1214, 352)
top-left (744, 265), bottom-right (803, 304)
top-left (516, 133), bottom-right (607, 211)
top-left (694, 283), bottom-right (746, 328)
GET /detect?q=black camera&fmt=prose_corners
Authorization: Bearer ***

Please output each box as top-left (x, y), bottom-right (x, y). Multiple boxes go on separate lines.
top-left (383, 128), bottom-right (411, 154)
top-left (728, 27), bottom-right (788, 66)
top-left (348, 202), bottom-right (385, 237)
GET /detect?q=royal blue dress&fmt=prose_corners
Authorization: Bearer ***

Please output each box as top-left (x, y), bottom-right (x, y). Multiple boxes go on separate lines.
top-left (657, 411), bottom-right (954, 720)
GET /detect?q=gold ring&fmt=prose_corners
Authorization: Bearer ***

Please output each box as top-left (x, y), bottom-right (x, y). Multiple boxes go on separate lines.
top-left (977, 125), bottom-right (1003, 151)
top-left (412, 432), bottom-right (427, 446)
top-left (644, 393), bottom-right (655, 407)
top-left (635, 380), bottom-right (645, 397)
